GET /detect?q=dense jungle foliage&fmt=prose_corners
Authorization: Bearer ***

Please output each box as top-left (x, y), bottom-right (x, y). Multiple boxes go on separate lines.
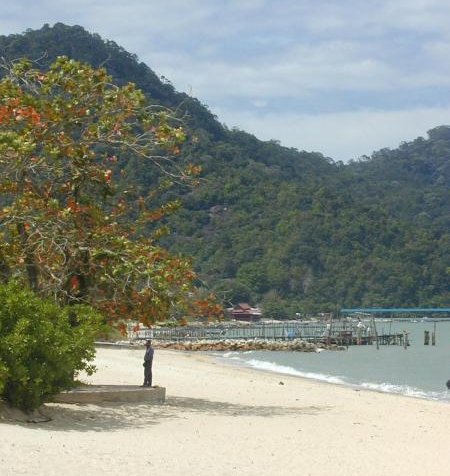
top-left (1, 24), bottom-right (448, 316)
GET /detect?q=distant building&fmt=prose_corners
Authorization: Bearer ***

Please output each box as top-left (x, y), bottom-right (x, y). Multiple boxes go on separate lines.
top-left (229, 303), bottom-right (262, 322)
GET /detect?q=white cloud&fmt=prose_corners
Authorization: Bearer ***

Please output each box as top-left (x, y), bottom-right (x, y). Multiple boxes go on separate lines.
top-left (148, 43), bottom-right (399, 104)
top-left (217, 106), bottom-right (450, 161)
top-left (3, 1), bottom-right (450, 160)
top-left (380, 0), bottom-right (450, 34)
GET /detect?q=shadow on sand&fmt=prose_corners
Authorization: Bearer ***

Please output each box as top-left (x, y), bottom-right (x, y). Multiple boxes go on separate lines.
top-left (1, 396), bottom-right (331, 432)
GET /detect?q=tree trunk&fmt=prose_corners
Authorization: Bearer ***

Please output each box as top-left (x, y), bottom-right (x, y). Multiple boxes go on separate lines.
top-left (17, 223), bottom-right (39, 292)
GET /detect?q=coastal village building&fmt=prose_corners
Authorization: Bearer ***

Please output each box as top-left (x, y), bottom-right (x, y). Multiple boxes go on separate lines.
top-left (229, 303), bottom-right (262, 322)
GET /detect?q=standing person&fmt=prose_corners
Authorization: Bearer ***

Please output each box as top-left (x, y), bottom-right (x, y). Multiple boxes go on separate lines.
top-left (142, 340), bottom-right (154, 387)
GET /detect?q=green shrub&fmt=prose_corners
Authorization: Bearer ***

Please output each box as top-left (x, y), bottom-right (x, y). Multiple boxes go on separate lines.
top-left (0, 282), bottom-right (102, 412)
top-left (0, 359), bottom-right (7, 394)
top-left (96, 323), bottom-right (125, 342)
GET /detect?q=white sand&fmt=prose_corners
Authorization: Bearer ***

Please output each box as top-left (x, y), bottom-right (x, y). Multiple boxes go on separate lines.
top-left (1, 347), bottom-right (449, 476)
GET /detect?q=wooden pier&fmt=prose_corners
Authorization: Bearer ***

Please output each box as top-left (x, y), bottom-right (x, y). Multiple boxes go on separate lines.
top-left (328, 332), bottom-right (406, 346)
top-left (134, 321), bottom-right (407, 347)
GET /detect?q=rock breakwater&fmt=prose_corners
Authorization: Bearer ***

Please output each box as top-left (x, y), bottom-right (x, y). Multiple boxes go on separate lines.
top-left (153, 338), bottom-right (346, 352)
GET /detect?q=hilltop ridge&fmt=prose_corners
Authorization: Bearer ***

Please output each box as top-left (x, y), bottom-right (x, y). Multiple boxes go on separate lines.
top-left (1, 24), bottom-right (448, 313)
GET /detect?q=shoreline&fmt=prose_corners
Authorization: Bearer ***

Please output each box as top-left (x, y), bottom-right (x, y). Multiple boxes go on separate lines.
top-left (206, 349), bottom-right (450, 404)
top-left (1, 347), bottom-right (450, 476)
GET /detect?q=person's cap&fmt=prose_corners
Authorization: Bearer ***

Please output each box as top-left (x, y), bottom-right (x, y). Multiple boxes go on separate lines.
top-left (145, 340), bottom-right (152, 345)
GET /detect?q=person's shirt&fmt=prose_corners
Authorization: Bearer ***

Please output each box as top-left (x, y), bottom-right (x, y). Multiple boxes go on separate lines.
top-left (144, 346), bottom-right (154, 362)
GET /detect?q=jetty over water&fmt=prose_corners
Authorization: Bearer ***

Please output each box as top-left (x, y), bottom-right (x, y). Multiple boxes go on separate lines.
top-left (340, 308), bottom-right (450, 319)
top-left (135, 321), bottom-right (407, 347)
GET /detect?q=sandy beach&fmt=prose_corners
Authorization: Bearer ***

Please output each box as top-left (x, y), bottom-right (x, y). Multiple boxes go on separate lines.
top-left (1, 347), bottom-right (449, 476)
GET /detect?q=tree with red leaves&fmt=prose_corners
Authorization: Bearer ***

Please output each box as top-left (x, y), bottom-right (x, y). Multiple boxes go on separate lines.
top-left (0, 56), bottom-right (204, 327)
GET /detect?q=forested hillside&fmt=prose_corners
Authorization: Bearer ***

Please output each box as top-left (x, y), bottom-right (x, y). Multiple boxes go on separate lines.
top-left (1, 24), bottom-right (448, 315)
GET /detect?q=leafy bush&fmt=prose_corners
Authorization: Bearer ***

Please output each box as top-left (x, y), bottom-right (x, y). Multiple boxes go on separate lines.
top-left (95, 324), bottom-right (125, 342)
top-left (0, 282), bottom-right (102, 412)
top-left (0, 359), bottom-right (6, 394)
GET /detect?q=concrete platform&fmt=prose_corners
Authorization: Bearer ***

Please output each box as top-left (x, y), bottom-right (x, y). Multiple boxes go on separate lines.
top-left (53, 385), bottom-right (166, 404)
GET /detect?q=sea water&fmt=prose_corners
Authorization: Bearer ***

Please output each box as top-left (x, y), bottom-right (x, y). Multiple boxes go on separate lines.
top-left (215, 320), bottom-right (450, 402)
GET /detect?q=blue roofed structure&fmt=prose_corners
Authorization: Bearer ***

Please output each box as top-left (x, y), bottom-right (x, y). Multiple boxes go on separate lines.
top-left (340, 308), bottom-right (450, 315)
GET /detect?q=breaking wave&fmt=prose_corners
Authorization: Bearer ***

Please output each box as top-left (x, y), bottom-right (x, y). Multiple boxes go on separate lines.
top-left (218, 353), bottom-right (450, 402)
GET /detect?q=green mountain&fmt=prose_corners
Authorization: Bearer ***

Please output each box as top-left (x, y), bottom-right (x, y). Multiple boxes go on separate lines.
top-left (1, 24), bottom-right (448, 315)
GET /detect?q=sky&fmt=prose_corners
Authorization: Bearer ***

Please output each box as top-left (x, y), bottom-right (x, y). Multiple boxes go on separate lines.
top-left (3, 0), bottom-right (450, 161)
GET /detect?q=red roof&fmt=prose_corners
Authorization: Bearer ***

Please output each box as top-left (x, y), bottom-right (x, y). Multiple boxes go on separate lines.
top-left (230, 303), bottom-right (262, 319)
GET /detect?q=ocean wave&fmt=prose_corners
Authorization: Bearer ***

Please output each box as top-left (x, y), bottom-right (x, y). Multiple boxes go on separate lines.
top-left (220, 351), bottom-right (252, 358)
top-left (244, 358), bottom-right (346, 385)
top-left (219, 354), bottom-right (450, 402)
top-left (359, 381), bottom-right (449, 401)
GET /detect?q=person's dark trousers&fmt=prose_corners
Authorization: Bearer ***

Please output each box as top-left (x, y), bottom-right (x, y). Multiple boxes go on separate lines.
top-left (143, 362), bottom-right (152, 386)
